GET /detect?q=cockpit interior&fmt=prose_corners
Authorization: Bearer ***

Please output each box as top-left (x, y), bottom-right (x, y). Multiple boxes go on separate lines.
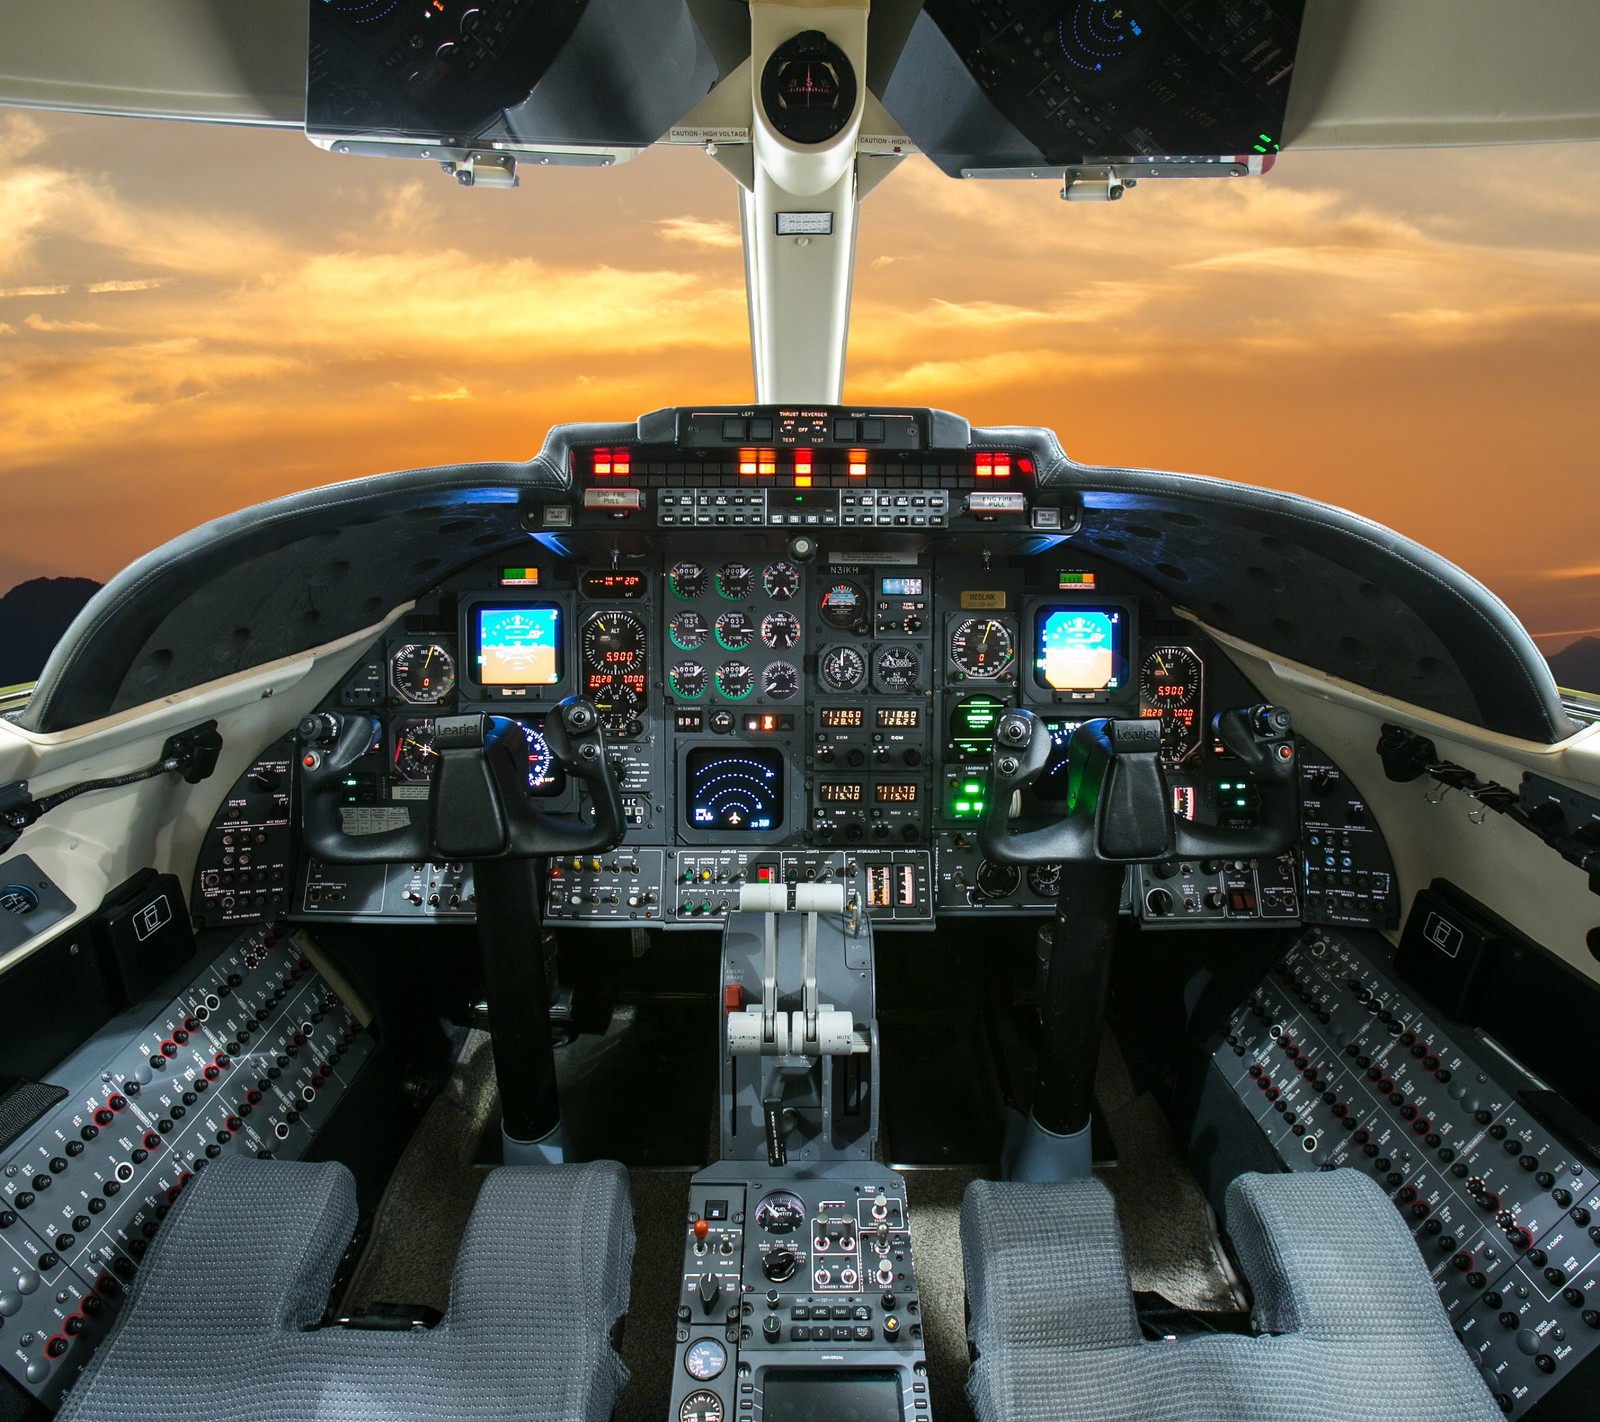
top-left (2, 5), bottom-right (1599, 1422)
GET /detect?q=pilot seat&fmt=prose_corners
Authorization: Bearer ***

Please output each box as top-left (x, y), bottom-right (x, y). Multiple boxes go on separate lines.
top-left (56, 1155), bottom-right (635, 1422)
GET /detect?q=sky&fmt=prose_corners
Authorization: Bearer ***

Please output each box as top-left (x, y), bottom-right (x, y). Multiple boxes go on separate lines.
top-left (1, 107), bottom-right (1597, 652)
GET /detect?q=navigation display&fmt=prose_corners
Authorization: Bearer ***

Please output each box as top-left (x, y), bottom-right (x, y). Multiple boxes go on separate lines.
top-left (475, 606), bottom-right (562, 686)
top-left (1034, 606), bottom-right (1126, 696)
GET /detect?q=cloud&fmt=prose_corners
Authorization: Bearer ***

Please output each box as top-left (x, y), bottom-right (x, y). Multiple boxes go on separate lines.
top-left (655, 216), bottom-right (741, 249)
top-left (408, 385), bottom-right (471, 402)
top-left (87, 279), bottom-right (168, 294)
top-left (0, 284), bottom-right (69, 299)
top-left (22, 313), bottom-right (108, 333)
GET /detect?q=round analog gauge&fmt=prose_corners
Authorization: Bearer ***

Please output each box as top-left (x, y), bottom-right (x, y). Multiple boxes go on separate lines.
top-left (669, 561), bottom-right (707, 600)
top-left (583, 612), bottom-right (645, 671)
top-left (950, 618), bottom-right (1016, 680)
top-left (715, 562), bottom-right (754, 601)
top-left (762, 661), bottom-right (799, 700)
top-left (668, 660), bottom-right (707, 698)
top-left (684, 1338), bottom-right (727, 1383)
top-left (873, 644), bottom-right (922, 694)
top-left (715, 660), bottom-right (754, 700)
top-left (714, 610), bottom-right (755, 651)
top-left (593, 680), bottom-right (642, 737)
top-left (819, 580), bottom-right (865, 630)
top-left (762, 561), bottom-right (800, 600)
top-left (669, 610), bottom-right (708, 651)
top-left (392, 719), bottom-right (438, 783)
top-left (520, 721), bottom-right (556, 791)
top-left (820, 645), bottom-right (866, 692)
top-left (1139, 645), bottom-right (1205, 765)
top-left (390, 643), bottom-right (456, 705)
top-left (1140, 645), bottom-right (1202, 707)
top-left (1028, 864), bottom-right (1062, 900)
top-left (680, 1392), bottom-right (723, 1422)
top-left (974, 860), bottom-right (1020, 900)
top-left (760, 611), bottom-right (801, 650)
top-left (754, 1190), bottom-right (807, 1234)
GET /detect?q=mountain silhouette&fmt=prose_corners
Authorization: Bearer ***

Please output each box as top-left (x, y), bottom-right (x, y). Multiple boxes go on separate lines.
top-left (0, 578), bottom-right (103, 688)
top-left (1547, 636), bottom-right (1600, 695)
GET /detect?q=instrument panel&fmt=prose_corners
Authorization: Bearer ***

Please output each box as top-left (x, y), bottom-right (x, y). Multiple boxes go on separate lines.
top-left (268, 538), bottom-right (1393, 934)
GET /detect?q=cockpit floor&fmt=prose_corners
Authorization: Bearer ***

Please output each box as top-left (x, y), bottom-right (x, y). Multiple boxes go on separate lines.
top-left (340, 1018), bottom-right (1240, 1421)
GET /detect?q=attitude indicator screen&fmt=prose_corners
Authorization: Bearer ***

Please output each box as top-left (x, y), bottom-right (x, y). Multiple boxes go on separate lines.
top-left (476, 606), bottom-right (561, 686)
top-left (1035, 607), bottom-right (1126, 695)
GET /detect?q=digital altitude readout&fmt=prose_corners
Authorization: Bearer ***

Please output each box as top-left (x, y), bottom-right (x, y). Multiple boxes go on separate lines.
top-left (875, 783), bottom-right (919, 804)
top-left (820, 707), bottom-right (865, 728)
top-left (876, 707), bottom-right (920, 729)
top-left (818, 782), bottom-right (864, 803)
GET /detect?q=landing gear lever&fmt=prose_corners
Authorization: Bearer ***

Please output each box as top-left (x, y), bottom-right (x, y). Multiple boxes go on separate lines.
top-left (978, 706), bottom-right (1298, 1180)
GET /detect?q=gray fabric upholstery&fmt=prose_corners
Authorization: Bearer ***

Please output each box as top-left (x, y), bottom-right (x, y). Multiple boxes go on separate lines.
top-left (58, 1155), bottom-right (635, 1422)
top-left (961, 1168), bottom-right (1501, 1422)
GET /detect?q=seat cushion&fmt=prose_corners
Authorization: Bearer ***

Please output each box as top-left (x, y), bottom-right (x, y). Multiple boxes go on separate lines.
top-left (961, 1168), bottom-right (1501, 1422)
top-left (58, 1155), bottom-right (634, 1422)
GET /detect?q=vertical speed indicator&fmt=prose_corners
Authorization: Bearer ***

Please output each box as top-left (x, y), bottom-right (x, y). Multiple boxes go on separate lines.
top-left (1138, 645), bottom-right (1204, 765)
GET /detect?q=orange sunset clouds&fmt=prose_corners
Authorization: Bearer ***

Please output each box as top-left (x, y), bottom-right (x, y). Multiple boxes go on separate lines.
top-left (1, 107), bottom-right (1597, 651)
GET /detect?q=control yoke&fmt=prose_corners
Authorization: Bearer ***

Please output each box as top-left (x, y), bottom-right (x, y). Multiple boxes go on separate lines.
top-left (980, 704), bottom-right (1298, 866)
top-left (298, 698), bottom-right (625, 865)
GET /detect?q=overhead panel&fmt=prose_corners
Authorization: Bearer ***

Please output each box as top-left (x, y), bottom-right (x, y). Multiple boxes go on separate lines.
top-left (305, 0), bottom-right (727, 162)
top-left (881, 0), bottom-right (1304, 179)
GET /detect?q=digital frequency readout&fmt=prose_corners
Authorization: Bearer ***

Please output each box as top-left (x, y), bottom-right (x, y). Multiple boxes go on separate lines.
top-left (876, 707), bottom-right (920, 729)
top-left (875, 783), bottom-right (919, 804)
top-left (818, 782), bottom-right (863, 803)
top-left (820, 707), bottom-right (864, 728)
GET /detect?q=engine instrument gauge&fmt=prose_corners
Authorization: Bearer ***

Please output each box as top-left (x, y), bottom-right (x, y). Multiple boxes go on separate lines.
top-left (715, 660), bottom-right (754, 700)
top-left (949, 618), bottom-right (1015, 680)
top-left (714, 610), bottom-right (755, 650)
top-left (670, 610), bottom-right (708, 651)
top-left (760, 611), bottom-right (801, 649)
top-left (582, 612), bottom-right (645, 670)
top-left (669, 561), bottom-right (707, 599)
top-left (819, 580), bottom-right (865, 630)
top-left (392, 718), bottom-right (438, 783)
top-left (762, 661), bottom-right (799, 700)
top-left (390, 643), bottom-right (456, 705)
top-left (669, 661), bottom-right (707, 698)
top-left (715, 562), bottom-right (754, 600)
top-left (820, 645), bottom-right (866, 692)
top-left (873, 644), bottom-right (922, 694)
top-left (683, 1338), bottom-right (727, 1383)
top-left (680, 1392), bottom-right (724, 1422)
top-left (762, 561), bottom-right (800, 600)
top-left (1138, 645), bottom-right (1204, 766)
